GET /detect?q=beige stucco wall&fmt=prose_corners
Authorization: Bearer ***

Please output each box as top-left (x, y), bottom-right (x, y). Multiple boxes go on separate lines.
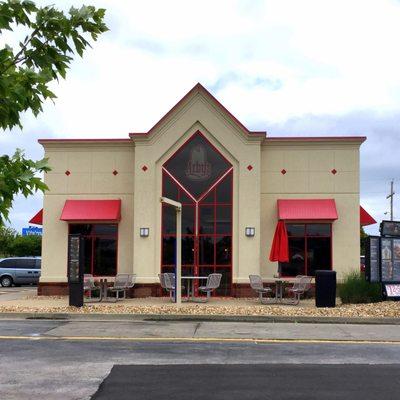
top-left (38, 86), bottom-right (363, 288)
top-left (131, 90), bottom-right (263, 284)
top-left (40, 142), bottom-right (134, 283)
top-left (260, 140), bottom-right (361, 281)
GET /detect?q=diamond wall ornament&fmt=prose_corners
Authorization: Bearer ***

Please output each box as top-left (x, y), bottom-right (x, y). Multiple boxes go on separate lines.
top-left (247, 165), bottom-right (253, 171)
top-left (331, 169), bottom-right (337, 175)
top-left (112, 170), bottom-right (118, 176)
top-left (65, 170), bottom-right (70, 176)
top-left (281, 169), bottom-right (287, 175)
top-left (142, 165), bottom-right (148, 172)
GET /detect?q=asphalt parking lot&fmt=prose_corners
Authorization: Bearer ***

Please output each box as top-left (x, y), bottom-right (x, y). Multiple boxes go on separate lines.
top-left (1, 319), bottom-right (400, 399)
top-left (92, 364), bottom-right (400, 400)
top-left (0, 286), bottom-right (36, 301)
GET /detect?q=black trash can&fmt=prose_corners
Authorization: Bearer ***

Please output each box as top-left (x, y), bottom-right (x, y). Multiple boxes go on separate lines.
top-left (315, 270), bottom-right (336, 308)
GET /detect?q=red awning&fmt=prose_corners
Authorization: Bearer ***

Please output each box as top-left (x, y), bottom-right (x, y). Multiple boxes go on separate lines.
top-left (360, 206), bottom-right (376, 226)
top-left (269, 220), bottom-right (289, 262)
top-left (60, 200), bottom-right (121, 222)
top-left (29, 209), bottom-right (43, 225)
top-left (277, 199), bottom-right (338, 220)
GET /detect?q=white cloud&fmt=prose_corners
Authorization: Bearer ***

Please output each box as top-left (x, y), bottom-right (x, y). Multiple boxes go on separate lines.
top-left (2, 0), bottom-right (400, 231)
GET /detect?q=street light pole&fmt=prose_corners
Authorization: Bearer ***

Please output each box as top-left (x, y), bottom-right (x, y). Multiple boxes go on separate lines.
top-left (160, 197), bottom-right (182, 305)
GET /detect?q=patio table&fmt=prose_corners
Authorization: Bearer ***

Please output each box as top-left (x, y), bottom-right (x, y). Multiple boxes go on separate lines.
top-left (263, 277), bottom-right (295, 304)
top-left (94, 277), bottom-right (115, 302)
top-left (181, 276), bottom-right (208, 302)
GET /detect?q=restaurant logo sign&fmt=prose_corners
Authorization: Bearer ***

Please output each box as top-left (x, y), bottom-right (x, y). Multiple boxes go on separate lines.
top-left (185, 145), bottom-right (212, 181)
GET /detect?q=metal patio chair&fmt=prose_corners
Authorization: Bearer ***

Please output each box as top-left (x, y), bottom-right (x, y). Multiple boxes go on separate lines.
top-left (106, 273), bottom-right (136, 302)
top-left (159, 273), bottom-right (175, 301)
top-left (160, 273), bottom-right (185, 302)
top-left (198, 273), bottom-right (222, 302)
top-left (285, 275), bottom-right (312, 305)
top-left (83, 274), bottom-right (102, 302)
top-left (249, 275), bottom-right (273, 303)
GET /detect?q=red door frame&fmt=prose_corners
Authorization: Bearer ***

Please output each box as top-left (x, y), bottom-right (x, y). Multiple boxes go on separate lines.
top-left (161, 131), bottom-right (234, 295)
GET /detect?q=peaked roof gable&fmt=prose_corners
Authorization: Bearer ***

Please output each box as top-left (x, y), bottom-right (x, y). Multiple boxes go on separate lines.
top-left (129, 83), bottom-right (266, 140)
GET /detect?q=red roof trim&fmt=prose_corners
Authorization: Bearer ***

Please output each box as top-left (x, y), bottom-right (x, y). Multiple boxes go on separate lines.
top-left (129, 83), bottom-right (266, 138)
top-left (60, 200), bottom-right (121, 222)
top-left (277, 199), bottom-right (338, 220)
top-left (39, 138), bottom-right (131, 144)
top-left (265, 136), bottom-right (366, 143)
top-left (360, 206), bottom-right (376, 226)
top-left (29, 209), bottom-right (43, 225)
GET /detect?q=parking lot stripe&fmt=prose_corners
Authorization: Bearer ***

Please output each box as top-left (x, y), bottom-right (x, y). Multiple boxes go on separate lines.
top-left (1, 335), bottom-right (400, 345)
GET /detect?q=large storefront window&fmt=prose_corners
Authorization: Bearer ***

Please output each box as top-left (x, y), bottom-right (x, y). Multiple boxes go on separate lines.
top-left (69, 224), bottom-right (117, 276)
top-left (280, 223), bottom-right (332, 277)
top-left (162, 131), bottom-right (233, 295)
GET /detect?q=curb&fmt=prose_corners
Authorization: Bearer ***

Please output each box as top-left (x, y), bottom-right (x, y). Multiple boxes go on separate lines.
top-left (0, 312), bottom-right (399, 325)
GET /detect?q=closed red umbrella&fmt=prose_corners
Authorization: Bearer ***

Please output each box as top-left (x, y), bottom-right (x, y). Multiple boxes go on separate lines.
top-left (269, 220), bottom-right (289, 262)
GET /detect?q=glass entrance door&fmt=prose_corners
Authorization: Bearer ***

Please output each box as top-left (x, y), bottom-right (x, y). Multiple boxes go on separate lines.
top-left (161, 131), bottom-right (233, 295)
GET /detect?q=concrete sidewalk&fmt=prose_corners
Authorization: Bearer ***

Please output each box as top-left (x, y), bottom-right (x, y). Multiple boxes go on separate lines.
top-left (2, 318), bottom-right (400, 343)
top-left (0, 289), bottom-right (399, 323)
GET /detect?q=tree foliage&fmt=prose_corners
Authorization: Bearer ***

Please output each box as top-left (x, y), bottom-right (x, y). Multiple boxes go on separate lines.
top-left (10, 233), bottom-right (41, 256)
top-left (0, 0), bottom-right (108, 225)
top-left (0, 0), bottom-right (108, 129)
top-left (0, 149), bottom-right (50, 224)
top-left (0, 225), bottom-right (41, 257)
top-left (0, 225), bottom-right (16, 256)
top-left (360, 227), bottom-right (368, 255)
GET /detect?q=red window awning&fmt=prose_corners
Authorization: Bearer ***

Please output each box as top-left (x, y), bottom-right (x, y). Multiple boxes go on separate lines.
top-left (277, 199), bottom-right (338, 220)
top-left (29, 209), bottom-right (43, 225)
top-left (60, 200), bottom-right (121, 222)
top-left (360, 206), bottom-right (376, 226)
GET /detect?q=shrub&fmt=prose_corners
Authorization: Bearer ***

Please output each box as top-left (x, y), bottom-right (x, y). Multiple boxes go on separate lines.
top-left (339, 271), bottom-right (382, 304)
top-left (9, 235), bottom-right (41, 257)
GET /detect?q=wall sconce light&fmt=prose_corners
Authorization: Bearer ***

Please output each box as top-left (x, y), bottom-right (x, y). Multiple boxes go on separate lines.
top-left (245, 227), bottom-right (255, 237)
top-left (140, 227), bottom-right (149, 237)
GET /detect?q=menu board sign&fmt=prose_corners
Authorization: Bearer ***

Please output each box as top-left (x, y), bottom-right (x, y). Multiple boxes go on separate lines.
top-left (385, 284), bottom-right (400, 298)
top-left (381, 237), bottom-right (400, 282)
top-left (366, 236), bottom-right (380, 283)
top-left (380, 220), bottom-right (400, 237)
top-left (68, 235), bottom-right (82, 283)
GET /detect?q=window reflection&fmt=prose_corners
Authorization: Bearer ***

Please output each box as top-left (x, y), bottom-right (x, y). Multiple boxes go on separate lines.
top-left (161, 134), bottom-right (233, 295)
top-left (280, 223), bottom-right (332, 277)
top-left (69, 224), bottom-right (117, 276)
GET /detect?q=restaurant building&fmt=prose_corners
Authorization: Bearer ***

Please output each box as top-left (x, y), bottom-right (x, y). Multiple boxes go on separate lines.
top-left (35, 83), bottom-right (373, 297)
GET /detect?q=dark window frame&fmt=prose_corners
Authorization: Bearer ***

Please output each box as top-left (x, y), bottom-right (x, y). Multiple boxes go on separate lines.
top-left (68, 223), bottom-right (118, 277)
top-left (279, 222), bottom-right (332, 277)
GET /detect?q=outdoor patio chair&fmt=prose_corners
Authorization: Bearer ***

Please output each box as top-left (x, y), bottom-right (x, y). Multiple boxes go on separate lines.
top-left (249, 275), bottom-right (272, 303)
top-left (159, 273), bottom-right (185, 301)
top-left (106, 273), bottom-right (136, 302)
top-left (285, 275), bottom-right (312, 305)
top-left (198, 273), bottom-right (222, 302)
top-left (158, 273), bottom-right (172, 300)
top-left (83, 274), bottom-right (102, 302)
top-left (159, 273), bottom-right (173, 300)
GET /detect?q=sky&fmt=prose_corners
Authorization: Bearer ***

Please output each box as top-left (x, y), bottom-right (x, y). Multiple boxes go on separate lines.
top-left (1, 0), bottom-right (399, 235)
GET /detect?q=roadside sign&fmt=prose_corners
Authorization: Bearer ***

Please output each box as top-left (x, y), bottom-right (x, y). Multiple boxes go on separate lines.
top-left (384, 284), bottom-right (400, 298)
top-left (21, 226), bottom-right (43, 236)
top-left (365, 236), bottom-right (380, 283)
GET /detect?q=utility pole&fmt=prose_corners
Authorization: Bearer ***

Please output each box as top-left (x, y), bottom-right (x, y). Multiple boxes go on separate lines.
top-left (386, 180), bottom-right (395, 221)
